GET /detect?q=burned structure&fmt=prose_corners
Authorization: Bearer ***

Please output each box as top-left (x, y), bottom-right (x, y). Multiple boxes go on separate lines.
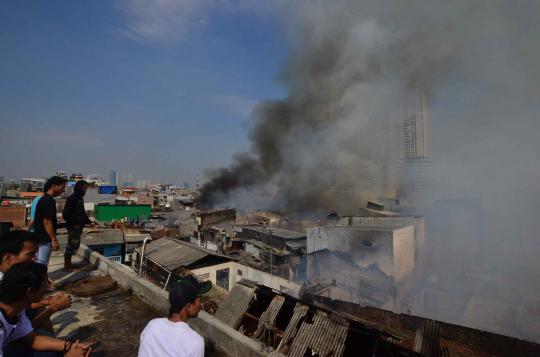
top-left (306, 223), bottom-right (415, 311)
top-left (213, 279), bottom-right (423, 357)
top-left (235, 225), bottom-right (306, 281)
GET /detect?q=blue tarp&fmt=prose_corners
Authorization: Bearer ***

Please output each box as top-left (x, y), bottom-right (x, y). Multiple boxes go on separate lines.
top-left (98, 185), bottom-right (118, 194)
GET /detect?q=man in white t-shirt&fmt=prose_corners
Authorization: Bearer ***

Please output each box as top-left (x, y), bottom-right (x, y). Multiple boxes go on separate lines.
top-left (138, 275), bottom-right (212, 357)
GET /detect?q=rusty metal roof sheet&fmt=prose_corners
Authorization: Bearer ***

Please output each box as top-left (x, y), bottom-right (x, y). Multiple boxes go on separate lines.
top-left (214, 282), bottom-right (257, 329)
top-left (414, 320), bottom-right (441, 357)
top-left (288, 310), bottom-right (349, 357)
top-left (254, 295), bottom-right (286, 341)
top-left (278, 302), bottom-right (309, 352)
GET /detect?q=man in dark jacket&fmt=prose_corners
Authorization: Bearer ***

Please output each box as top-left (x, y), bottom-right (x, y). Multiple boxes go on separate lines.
top-left (62, 180), bottom-right (93, 271)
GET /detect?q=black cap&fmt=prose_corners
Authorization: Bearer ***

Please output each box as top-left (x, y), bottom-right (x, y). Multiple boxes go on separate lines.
top-left (169, 275), bottom-right (212, 312)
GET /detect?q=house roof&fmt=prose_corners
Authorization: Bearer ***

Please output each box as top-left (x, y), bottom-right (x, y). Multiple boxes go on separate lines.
top-left (142, 237), bottom-right (232, 271)
top-left (177, 197), bottom-right (194, 204)
top-left (123, 229), bottom-right (151, 243)
top-left (19, 192), bottom-right (42, 198)
top-left (285, 240), bottom-right (307, 250)
top-left (83, 230), bottom-right (124, 245)
top-left (238, 225), bottom-right (306, 240)
top-left (213, 281), bottom-right (421, 357)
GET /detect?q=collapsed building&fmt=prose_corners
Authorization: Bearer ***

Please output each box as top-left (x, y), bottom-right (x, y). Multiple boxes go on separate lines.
top-left (235, 225), bottom-right (307, 281)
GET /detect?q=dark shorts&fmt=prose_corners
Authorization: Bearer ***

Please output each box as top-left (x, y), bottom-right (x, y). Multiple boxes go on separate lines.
top-left (65, 229), bottom-right (82, 256)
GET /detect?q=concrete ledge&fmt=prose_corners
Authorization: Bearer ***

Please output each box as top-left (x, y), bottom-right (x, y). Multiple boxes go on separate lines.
top-left (77, 244), bottom-right (266, 356)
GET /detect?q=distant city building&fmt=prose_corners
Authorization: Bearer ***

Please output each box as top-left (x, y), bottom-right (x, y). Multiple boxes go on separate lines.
top-left (86, 174), bottom-right (104, 185)
top-left (20, 178), bottom-right (45, 192)
top-left (70, 173), bottom-right (84, 181)
top-left (56, 171), bottom-right (68, 180)
top-left (109, 170), bottom-right (118, 185)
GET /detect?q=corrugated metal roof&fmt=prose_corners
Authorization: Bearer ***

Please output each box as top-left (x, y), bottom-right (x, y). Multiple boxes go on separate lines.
top-left (254, 295), bottom-right (285, 340)
top-left (83, 230), bottom-right (124, 245)
top-left (288, 310), bottom-right (349, 357)
top-left (277, 302), bottom-right (309, 351)
top-left (141, 237), bottom-right (233, 272)
top-left (414, 320), bottom-right (441, 357)
top-left (214, 282), bottom-right (257, 329)
top-left (143, 238), bottom-right (210, 271)
top-left (123, 229), bottom-right (151, 243)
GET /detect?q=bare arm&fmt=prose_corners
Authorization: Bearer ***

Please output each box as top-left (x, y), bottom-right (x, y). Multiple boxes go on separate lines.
top-left (43, 218), bottom-right (59, 250)
top-left (20, 332), bottom-right (92, 356)
top-left (43, 218), bottom-right (55, 240)
top-left (31, 293), bottom-right (72, 329)
top-left (21, 331), bottom-right (64, 352)
top-left (29, 296), bottom-right (50, 310)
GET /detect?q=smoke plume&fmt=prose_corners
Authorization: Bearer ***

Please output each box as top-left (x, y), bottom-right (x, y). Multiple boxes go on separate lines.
top-left (201, 0), bottom-right (540, 213)
top-left (198, 0), bottom-right (540, 342)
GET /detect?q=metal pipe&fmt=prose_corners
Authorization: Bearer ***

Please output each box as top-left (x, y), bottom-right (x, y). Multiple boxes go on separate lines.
top-left (139, 237), bottom-right (151, 276)
top-left (163, 272), bottom-right (172, 290)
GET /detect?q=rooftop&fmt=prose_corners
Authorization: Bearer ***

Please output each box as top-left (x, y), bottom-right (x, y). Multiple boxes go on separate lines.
top-left (139, 237), bottom-right (232, 271)
top-left (238, 225), bottom-right (306, 240)
top-left (47, 243), bottom-right (160, 355)
top-left (45, 233), bottom-right (540, 357)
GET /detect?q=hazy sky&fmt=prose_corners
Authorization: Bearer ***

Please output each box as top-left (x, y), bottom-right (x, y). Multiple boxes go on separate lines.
top-left (0, 0), bottom-right (288, 184)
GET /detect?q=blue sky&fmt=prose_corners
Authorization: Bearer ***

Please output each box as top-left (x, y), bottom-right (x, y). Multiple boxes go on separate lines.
top-left (0, 0), bottom-right (289, 184)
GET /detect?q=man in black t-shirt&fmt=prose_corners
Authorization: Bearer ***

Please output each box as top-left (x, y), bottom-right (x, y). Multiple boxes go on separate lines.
top-left (33, 176), bottom-right (66, 266)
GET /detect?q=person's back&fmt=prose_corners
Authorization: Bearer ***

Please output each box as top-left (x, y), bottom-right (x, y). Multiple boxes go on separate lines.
top-left (138, 275), bottom-right (211, 357)
top-left (28, 195), bottom-right (42, 232)
top-left (138, 318), bottom-right (203, 357)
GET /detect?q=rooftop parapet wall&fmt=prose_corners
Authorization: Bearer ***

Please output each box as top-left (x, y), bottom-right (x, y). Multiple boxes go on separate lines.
top-left (77, 244), bottom-right (266, 357)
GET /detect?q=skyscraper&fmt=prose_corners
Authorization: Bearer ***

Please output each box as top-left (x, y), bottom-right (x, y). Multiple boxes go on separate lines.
top-left (402, 83), bottom-right (432, 159)
top-left (109, 170), bottom-right (118, 185)
top-left (398, 83), bottom-right (435, 206)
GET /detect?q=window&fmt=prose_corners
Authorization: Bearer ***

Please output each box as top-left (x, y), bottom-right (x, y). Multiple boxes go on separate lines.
top-left (216, 268), bottom-right (230, 291)
top-left (237, 269), bottom-right (243, 276)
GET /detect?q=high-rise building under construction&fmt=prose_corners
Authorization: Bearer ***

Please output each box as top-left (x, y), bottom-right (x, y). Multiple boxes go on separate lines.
top-left (402, 83), bottom-right (432, 159)
top-left (398, 83), bottom-right (435, 206)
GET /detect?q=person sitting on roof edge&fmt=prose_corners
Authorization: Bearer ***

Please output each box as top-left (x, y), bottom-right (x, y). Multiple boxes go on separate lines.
top-left (0, 230), bottom-right (72, 333)
top-left (138, 275), bottom-right (212, 357)
top-left (0, 262), bottom-right (93, 357)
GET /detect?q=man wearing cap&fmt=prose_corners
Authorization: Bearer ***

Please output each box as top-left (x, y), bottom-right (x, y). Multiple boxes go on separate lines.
top-left (138, 275), bottom-right (212, 357)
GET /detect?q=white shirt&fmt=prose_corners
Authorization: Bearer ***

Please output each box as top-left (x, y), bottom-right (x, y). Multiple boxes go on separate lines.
top-left (138, 318), bottom-right (204, 357)
top-left (0, 309), bottom-right (33, 356)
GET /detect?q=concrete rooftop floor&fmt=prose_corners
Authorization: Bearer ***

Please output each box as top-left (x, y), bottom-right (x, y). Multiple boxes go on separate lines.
top-left (47, 250), bottom-right (161, 356)
top-left (46, 242), bottom-right (228, 357)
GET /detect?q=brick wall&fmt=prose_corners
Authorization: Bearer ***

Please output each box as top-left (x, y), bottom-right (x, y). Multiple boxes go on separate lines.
top-left (0, 205), bottom-right (28, 228)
